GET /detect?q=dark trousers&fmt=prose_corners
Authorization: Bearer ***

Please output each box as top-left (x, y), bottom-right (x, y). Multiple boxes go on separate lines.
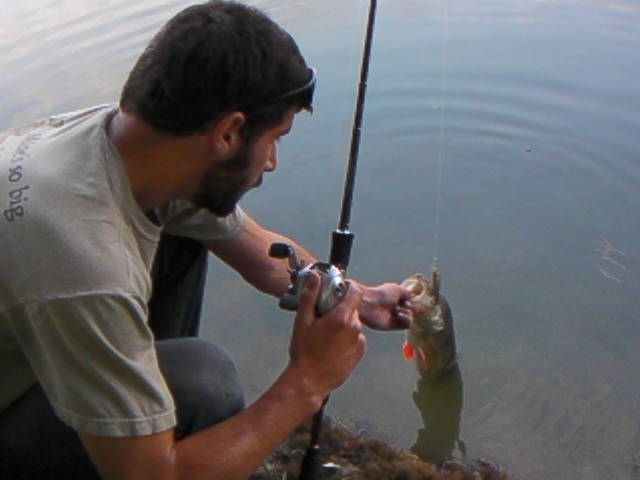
top-left (0, 235), bottom-right (244, 479)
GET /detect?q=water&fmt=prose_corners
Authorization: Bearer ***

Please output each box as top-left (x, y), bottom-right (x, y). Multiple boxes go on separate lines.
top-left (2, 1), bottom-right (639, 479)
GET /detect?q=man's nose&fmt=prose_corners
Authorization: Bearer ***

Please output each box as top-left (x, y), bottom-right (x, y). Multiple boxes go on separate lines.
top-left (264, 143), bottom-right (278, 172)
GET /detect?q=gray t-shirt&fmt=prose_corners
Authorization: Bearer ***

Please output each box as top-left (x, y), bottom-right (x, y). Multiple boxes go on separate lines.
top-left (0, 105), bottom-right (245, 436)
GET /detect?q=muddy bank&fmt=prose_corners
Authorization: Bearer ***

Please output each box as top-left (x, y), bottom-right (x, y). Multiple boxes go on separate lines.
top-left (250, 417), bottom-right (512, 480)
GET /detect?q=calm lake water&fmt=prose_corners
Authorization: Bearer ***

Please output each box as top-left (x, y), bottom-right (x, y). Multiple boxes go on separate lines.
top-left (2, 1), bottom-right (639, 479)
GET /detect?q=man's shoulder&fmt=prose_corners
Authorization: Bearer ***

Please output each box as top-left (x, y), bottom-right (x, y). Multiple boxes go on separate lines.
top-left (0, 104), bottom-right (152, 311)
top-left (0, 104), bottom-right (116, 147)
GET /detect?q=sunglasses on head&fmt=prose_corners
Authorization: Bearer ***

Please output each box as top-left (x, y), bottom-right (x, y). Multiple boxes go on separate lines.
top-left (241, 67), bottom-right (316, 113)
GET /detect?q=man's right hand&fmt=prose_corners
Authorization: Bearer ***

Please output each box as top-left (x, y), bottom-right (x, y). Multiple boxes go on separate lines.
top-left (287, 272), bottom-right (366, 401)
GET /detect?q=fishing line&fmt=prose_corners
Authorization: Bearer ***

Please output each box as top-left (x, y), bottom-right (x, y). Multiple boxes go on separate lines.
top-left (431, 0), bottom-right (450, 272)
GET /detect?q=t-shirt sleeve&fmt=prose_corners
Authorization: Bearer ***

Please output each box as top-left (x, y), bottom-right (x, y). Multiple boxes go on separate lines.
top-left (156, 201), bottom-right (246, 246)
top-left (5, 293), bottom-right (176, 437)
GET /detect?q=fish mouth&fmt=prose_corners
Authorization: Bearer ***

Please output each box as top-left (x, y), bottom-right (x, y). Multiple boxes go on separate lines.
top-left (410, 282), bottom-right (425, 296)
top-left (404, 275), bottom-right (426, 296)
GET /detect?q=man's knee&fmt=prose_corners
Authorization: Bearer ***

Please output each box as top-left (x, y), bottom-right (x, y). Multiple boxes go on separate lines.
top-left (156, 338), bottom-right (245, 439)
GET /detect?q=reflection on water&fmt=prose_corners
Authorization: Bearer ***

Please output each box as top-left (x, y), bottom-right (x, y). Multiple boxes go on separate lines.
top-left (592, 237), bottom-right (630, 284)
top-left (411, 365), bottom-right (466, 463)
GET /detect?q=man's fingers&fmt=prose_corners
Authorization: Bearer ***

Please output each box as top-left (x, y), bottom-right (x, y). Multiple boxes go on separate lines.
top-left (297, 271), bottom-right (321, 322)
top-left (392, 305), bottom-right (414, 329)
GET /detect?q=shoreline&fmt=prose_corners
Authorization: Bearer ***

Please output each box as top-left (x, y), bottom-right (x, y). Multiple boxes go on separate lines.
top-left (250, 417), bottom-right (512, 480)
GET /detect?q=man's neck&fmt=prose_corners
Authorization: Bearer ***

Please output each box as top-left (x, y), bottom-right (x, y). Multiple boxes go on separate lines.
top-left (106, 110), bottom-right (208, 213)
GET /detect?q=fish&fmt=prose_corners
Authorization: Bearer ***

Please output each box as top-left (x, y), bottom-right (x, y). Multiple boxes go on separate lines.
top-left (401, 270), bottom-right (457, 381)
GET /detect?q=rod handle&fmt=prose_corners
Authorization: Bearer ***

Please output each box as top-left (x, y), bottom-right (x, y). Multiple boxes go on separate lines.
top-left (329, 230), bottom-right (355, 271)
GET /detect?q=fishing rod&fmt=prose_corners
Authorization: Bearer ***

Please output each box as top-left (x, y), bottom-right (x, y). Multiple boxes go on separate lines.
top-left (270, 0), bottom-right (379, 478)
top-left (331, 0), bottom-right (378, 267)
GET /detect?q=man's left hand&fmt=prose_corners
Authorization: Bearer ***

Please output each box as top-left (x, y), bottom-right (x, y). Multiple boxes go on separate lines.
top-left (355, 282), bottom-right (414, 331)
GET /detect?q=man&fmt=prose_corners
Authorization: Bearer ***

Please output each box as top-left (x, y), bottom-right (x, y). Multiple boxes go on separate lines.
top-left (0, 2), bottom-right (413, 479)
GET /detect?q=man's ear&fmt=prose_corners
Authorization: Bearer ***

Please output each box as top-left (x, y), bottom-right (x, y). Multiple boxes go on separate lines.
top-left (209, 111), bottom-right (246, 158)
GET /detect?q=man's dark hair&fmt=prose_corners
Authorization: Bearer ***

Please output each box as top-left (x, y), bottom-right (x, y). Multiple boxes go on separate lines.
top-left (120, 1), bottom-right (312, 139)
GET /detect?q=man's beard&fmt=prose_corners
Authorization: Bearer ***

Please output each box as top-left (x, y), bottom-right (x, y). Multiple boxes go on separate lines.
top-left (192, 146), bottom-right (254, 217)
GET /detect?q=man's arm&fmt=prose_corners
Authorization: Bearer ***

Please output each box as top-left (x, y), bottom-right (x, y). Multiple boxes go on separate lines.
top-left (80, 274), bottom-right (366, 480)
top-left (210, 213), bottom-right (318, 297)
top-left (210, 213), bottom-right (413, 330)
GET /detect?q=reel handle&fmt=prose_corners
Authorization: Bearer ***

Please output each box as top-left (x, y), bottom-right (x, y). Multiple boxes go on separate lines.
top-left (269, 242), bottom-right (348, 317)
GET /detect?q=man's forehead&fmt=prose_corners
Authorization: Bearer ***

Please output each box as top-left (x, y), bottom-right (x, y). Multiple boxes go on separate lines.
top-left (278, 108), bottom-right (298, 134)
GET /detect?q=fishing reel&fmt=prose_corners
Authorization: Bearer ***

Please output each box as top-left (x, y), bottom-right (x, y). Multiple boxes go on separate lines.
top-left (269, 242), bottom-right (348, 317)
